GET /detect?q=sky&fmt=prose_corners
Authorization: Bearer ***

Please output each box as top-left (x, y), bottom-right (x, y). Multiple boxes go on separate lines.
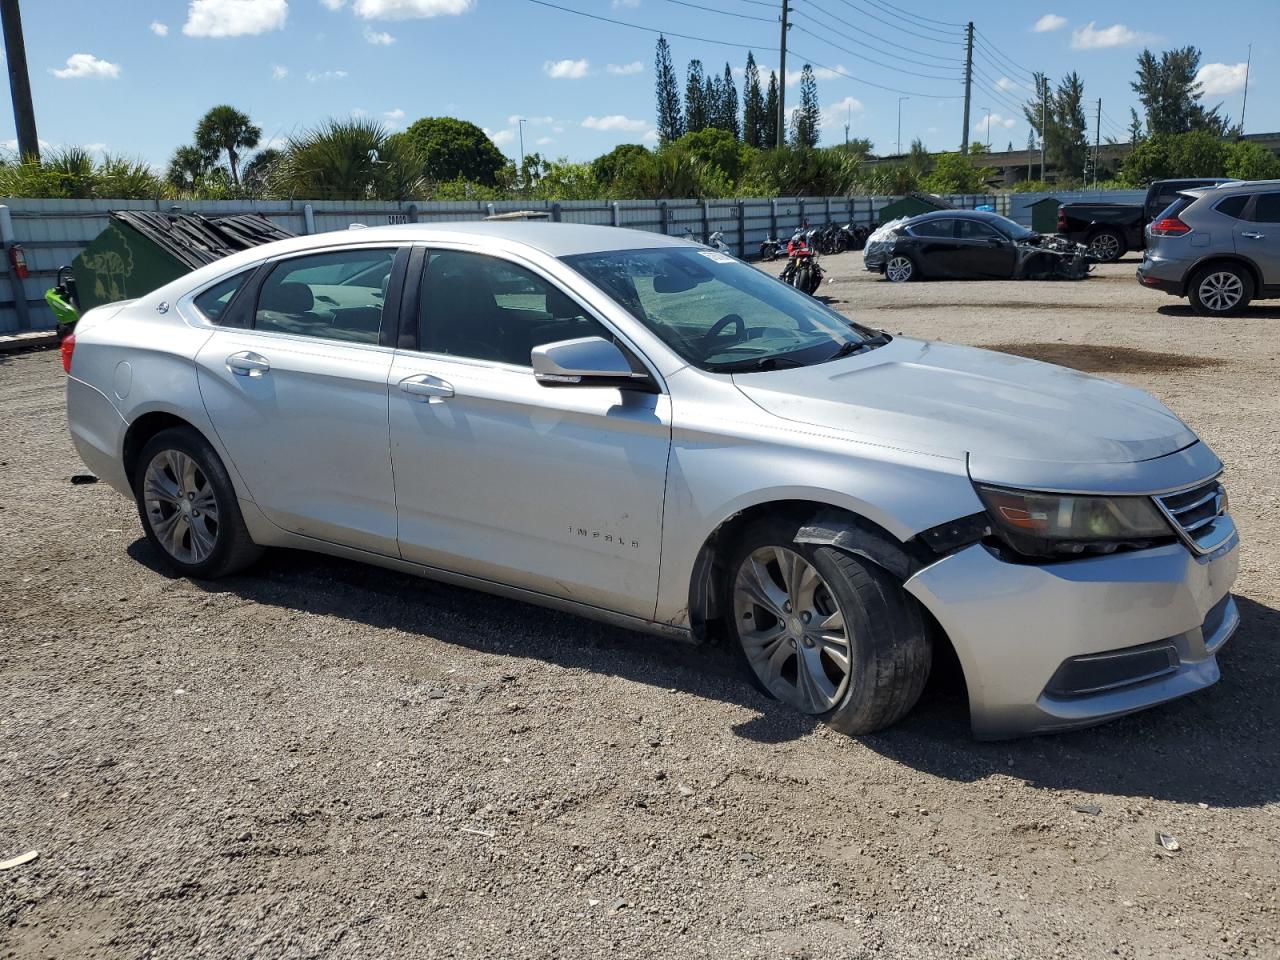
top-left (0, 0), bottom-right (1274, 171)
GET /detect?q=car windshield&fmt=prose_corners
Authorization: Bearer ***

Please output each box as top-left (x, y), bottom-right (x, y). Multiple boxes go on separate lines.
top-left (562, 246), bottom-right (881, 372)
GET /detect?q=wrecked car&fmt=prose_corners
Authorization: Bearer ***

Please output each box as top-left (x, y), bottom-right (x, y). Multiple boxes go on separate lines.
top-left (864, 210), bottom-right (1090, 282)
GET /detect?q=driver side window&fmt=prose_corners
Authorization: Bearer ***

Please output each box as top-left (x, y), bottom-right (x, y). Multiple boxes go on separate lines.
top-left (418, 250), bottom-right (608, 367)
top-left (956, 219), bottom-right (999, 240)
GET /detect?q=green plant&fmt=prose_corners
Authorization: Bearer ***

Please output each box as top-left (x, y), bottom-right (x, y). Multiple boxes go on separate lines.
top-left (398, 117), bottom-right (506, 187)
top-left (272, 118), bottom-right (425, 200)
top-left (195, 105), bottom-right (262, 184)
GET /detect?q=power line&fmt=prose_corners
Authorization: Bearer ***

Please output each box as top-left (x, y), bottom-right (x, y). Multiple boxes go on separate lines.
top-left (790, 22), bottom-right (962, 81)
top-left (968, 62), bottom-right (1033, 117)
top-left (801, 0), bottom-right (963, 64)
top-left (716, 0), bottom-right (779, 8)
top-left (972, 29), bottom-right (1038, 81)
top-left (523, 0), bottom-right (777, 50)
top-left (826, 0), bottom-right (963, 46)
top-left (789, 48), bottom-right (966, 98)
top-left (663, 0), bottom-right (774, 23)
top-left (857, 0), bottom-right (965, 31)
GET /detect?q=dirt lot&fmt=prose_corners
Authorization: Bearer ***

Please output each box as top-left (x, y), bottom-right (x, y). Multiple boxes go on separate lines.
top-left (2, 255), bottom-right (1279, 959)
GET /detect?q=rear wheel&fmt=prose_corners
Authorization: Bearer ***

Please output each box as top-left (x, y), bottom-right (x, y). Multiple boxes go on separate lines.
top-left (1086, 229), bottom-right (1126, 263)
top-left (885, 255), bottom-right (916, 283)
top-left (726, 518), bottom-right (931, 735)
top-left (134, 427), bottom-right (262, 579)
top-left (1189, 264), bottom-right (1253, 316)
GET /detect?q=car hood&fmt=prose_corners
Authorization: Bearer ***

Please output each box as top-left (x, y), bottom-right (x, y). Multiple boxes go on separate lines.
top-left (733, 337), bottom-right (1203, 490)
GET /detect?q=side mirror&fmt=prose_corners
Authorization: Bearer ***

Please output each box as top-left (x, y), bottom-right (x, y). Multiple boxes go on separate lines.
top-left (532, 336), bottom-right (651, 390)
top-left (987, 235), bottom-right (1005, 246)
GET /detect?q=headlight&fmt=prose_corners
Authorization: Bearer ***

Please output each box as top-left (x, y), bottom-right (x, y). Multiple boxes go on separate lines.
top-left (976, 485), bottom-right (1174, 559)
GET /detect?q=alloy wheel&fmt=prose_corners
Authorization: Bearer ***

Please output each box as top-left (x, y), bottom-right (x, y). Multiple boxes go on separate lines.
top-left (1089, 233), bottom-right (1121, 262)
top-left (733, 546), bottom-right (852, 714)
top-left (1198, 271), bottom-right (1244, 312)
top-left (143, 449), bottom-right (220, 564)
top-left (886, 256), bottom-right (913, 282)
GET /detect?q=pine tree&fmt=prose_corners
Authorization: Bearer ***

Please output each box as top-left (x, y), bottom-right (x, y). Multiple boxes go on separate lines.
top-left (654, 36), bottom-right (683, 143)
top-left (719, 63), bottom-right (741, 139)
top-left (789, 64), bottom-right (820, 148)
top-left (1052, 71), bottom-right (1089, 178)
top-left (762, 71), bottom-right (779, 148)
top-left (685, 60), bottom-right (708, 133)
top-left (742, 52), bottom-right (764, 148)
top-left (1127, 107), bottom-right (1144, 144)
top-left (702, 74), bottom-right (717, 131)
top-left (1132, 46), bottom-right (1229, 136)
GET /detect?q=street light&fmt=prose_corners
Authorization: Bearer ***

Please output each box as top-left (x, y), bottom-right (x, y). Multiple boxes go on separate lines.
top-left (983, 106), bottom-right (991, 149)
top-left (517, 117), bottom-right (526, 191)
top-left (896, 97), bottom-right (909, 155)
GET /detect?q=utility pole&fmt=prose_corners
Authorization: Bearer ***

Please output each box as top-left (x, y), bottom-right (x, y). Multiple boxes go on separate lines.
top-left (982, 105), bottom-right (991, 148)
top-left (1, 0), bottom-right (39, 161)
top-left (844, 102), bottom-right (850, 145)
top-left (776, 0), bottom-right (790, 148)
top-left (897, 97), bottom-right (909, 155)
top-left (960, 20), bottom-right (973, 153)
top-left (1240, 44), bottom-right (1252, 136)
top-left (1039, 77), bottom-right (1046, 180)
top-left (517, 117), bottom-right (526, 193)
top-left (1093, 98), bottom-right (1101, 188)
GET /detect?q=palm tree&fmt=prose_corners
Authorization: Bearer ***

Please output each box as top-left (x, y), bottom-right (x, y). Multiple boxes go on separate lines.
top-left (195, 105), bottom-right (261, 185)
top-left (272, 119), bottom-right (424, 200)
top-left (166, 144), bottom-right (212, 192)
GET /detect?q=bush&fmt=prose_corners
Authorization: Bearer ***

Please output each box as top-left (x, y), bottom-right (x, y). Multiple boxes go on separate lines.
top-left (272, 119), bottom-right (425, 200)
top-left (398, 117), bottom-right (506, 188)
top-left (1224, 140), bottom-right (1280, 181)
top-left (0, 148), bottom-right (166, 199)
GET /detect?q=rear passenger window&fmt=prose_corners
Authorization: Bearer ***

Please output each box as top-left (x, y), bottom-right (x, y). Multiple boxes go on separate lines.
top-left (193, 271), bottom-right (250, 323)
top-left (908, 219), bottom-right (954, 238)
top-left (254, 248), bottom-right (396, 344)
top-left (1248, 193), bottom-right (1280, 223)
top-left (1214, 196), bottom-right (1249, 220)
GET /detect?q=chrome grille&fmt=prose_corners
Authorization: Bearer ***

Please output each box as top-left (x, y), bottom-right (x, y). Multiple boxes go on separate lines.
top-left (1154, 478), bottom-right (1233, 555)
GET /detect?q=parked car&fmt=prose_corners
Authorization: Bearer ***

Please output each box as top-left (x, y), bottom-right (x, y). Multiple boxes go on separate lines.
top-left (1057, 178), bottom-right (1236, 263)
top-left (1136, 179), bottom-right (1280, 315)
top-left (864, 210), bottom-right (1089, 282)
top-left (64, 222), bottom-right (1239, 739)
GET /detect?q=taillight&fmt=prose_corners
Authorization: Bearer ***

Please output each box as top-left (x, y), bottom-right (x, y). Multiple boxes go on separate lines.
top-left (60, 331), bottom-right (75, 374)
top-left (1149, 217), bottom-right (1191, 237)
top-left (7, 244), bottom-right (29, 279)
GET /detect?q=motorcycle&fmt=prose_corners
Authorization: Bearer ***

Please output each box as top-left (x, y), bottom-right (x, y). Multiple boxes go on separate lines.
top-left (812, 222), bottom-right (846, 255)
top-left (778, 230), bottom-right (825, 296)
top-left (839, 222), bottom-right (872, 251)
top-left (759, 235), bottom-right (785, 261)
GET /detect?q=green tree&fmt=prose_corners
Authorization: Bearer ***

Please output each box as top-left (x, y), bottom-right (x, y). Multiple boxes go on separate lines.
top-left (398, 116), bottom-right (505, 186)
top-left (671, 127), bottom-right (753, 183)
top-left (1132, 47), bottom-right (1230, 136)
top-left (194, 105), bottom-right (261, 185)
top-left (921, 152), bottom-right (995, 193)
top-left (241, 148), bottom-right (282, 193)
top-left (166, 144), bottom-right (214, 192)
top-left (762, 72), bottom-right (779, 148)
top-left (1120, 130), bottom-right (1227, 184)
top-left (1051, 72), bottom-right (1089, 178)
top-left (1224, 140), bottom-right (1280, 180)
top-left (590, 143), bottom-right (650, 192)
top-left (1127, 108), bottom-right (1145, 144)
top-left (654, 35), bottom-right (683, 143)
top-left (685, 60), bottom-right (709, 133)
top-left (742, 52), bottom-right (764, 148)
top-left (790, 64), bottom-right (820, 148)
top-left (715, 63), bottom-right (740, 139)
top-left (274, 118), bottom-right (424, 200)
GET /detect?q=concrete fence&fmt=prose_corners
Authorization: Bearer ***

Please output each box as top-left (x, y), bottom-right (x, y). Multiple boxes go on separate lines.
top-left (0, 189), bottom-right (1146, 334)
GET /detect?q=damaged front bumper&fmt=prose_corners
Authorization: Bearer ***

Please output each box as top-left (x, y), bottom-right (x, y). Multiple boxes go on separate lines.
top-left (904, 530), bottom-right (1240, 739)
top-left (1014, 234), bottom-right (1091, 280)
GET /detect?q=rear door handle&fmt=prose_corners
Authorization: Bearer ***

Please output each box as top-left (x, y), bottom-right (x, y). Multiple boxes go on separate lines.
top-left (1241, 231), bottom-right (1266, 240)
top-left (399, 374), bottom-right (454, 401)
top-left (227, 351), bottom-right (270, 377)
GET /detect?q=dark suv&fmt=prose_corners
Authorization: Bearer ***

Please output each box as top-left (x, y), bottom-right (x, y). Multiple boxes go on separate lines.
top-left (1136, 180), bottom-right (1280, 315)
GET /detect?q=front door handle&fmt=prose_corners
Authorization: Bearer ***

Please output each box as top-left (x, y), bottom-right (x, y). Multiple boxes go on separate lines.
top-left (399, 374), bottom-right (454, 402)
top-left (1241, 231), bottom-right (1266, 240)
top-left (227, 351), bottom-right (270, 377)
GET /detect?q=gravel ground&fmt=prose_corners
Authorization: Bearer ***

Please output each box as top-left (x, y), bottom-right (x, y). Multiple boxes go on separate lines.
top-left (2, 255), bottom-right (1278, 959)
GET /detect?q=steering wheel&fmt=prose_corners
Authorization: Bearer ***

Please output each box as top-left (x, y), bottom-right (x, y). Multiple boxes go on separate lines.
top-left (701, 313), bottom-right (746, 350)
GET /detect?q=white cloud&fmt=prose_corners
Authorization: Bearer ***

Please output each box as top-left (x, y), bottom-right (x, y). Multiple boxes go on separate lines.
top-left (1070, 21), bottom-right (1152, 50)
top-left (272, 64), bottom-right (288, 80)
top-left (84, 142), bottom-right (108, 153)
top-left (643, 128), bottom-right (660, 143)
top-left (509, 114), bottom-right (555, 126)
top-left (3, 137), bottom-right (55, 153)
top-left (821, 95), bottom-right (865, 132)
top-left (552, 124), bottom-right (565, 134)
top-left (363, 25), bottom-right (395, 43)
top-left (544, 58), bottom-right (589, 80)
top-left (485, 127), bottom-right (516, 146)
top-left (352, 0), bottom-right (473, 19)
top-left (320, 0), bottom-right (346, 8)
top-left (535, 136), bottom-right (555, 146)
top-left (995, 76), bottom-right (1025, 93)
top-left (149, 21), bottom-right (169, 36)
top-left (607, 61), bottom-right (644, 76)
top-left (1196, 62), bottom-right (1248, 96)
top-left (50, 53), bottom-right (121, 79)
top-left (980, 111), bottom-right (1018, 130)
top-left (352, 107), bottom-right (368, 117)
top-left (383, 107), bottom-right (406, 128)
top-left (183, 0), bottom-right (288, 37)
top-left (306, 68), bottom-right (349, 82)
top-left (1033, 13), bottom-right (1066, 32)
top-left (612, 0), bottom-right (640, 7)
top-left (582, 114), bottom-right (648, 132)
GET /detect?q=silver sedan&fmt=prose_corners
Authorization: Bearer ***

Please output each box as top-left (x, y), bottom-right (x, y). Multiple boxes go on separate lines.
top-left (64, 222), bottom-right (1240, 738)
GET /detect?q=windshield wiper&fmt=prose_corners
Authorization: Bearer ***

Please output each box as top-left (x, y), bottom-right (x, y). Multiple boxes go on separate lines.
top-left (704, 354), bottom-right (808, 373)
top-left (825, 331), bottom-right (891, 361)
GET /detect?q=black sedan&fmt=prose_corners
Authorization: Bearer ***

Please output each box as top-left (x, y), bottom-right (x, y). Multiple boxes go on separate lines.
top-left (863, 210), bottom-right (1089, 282)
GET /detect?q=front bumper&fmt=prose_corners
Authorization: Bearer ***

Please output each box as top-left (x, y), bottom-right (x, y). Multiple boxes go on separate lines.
top-left (905, 530), bottom-right (1240, 739)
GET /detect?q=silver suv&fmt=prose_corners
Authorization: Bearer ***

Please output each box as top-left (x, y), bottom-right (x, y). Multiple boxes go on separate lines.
top-left (1137, 179), bottom-right (1280, 315)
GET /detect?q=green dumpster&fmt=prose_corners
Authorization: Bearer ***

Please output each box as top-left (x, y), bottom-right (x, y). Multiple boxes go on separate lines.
top-left (877, 194), bottom-right (951, 222)
top-left (1028, 197), bottom-right (1061, 234)
top-left (71, 211), bottom-right (292, 311)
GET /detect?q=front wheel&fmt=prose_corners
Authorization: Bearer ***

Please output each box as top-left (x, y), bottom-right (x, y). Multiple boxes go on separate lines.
top-left (1189, 264), bottom-right (1253, 316)
top-left (1087, 229), bottom-right (1126, 263)
top-left (133, 427), bottom-right (262, 579)
top-left (726, 518), bottom-right (931, 734)
top-left (885, 255), bottom-right (916, 283)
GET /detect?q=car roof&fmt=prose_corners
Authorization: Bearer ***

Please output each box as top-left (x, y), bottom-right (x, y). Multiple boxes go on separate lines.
top-left (1184, 179), bottom-right (1280, 198)
top-left (907, 209), bottom-right (1015, 225)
